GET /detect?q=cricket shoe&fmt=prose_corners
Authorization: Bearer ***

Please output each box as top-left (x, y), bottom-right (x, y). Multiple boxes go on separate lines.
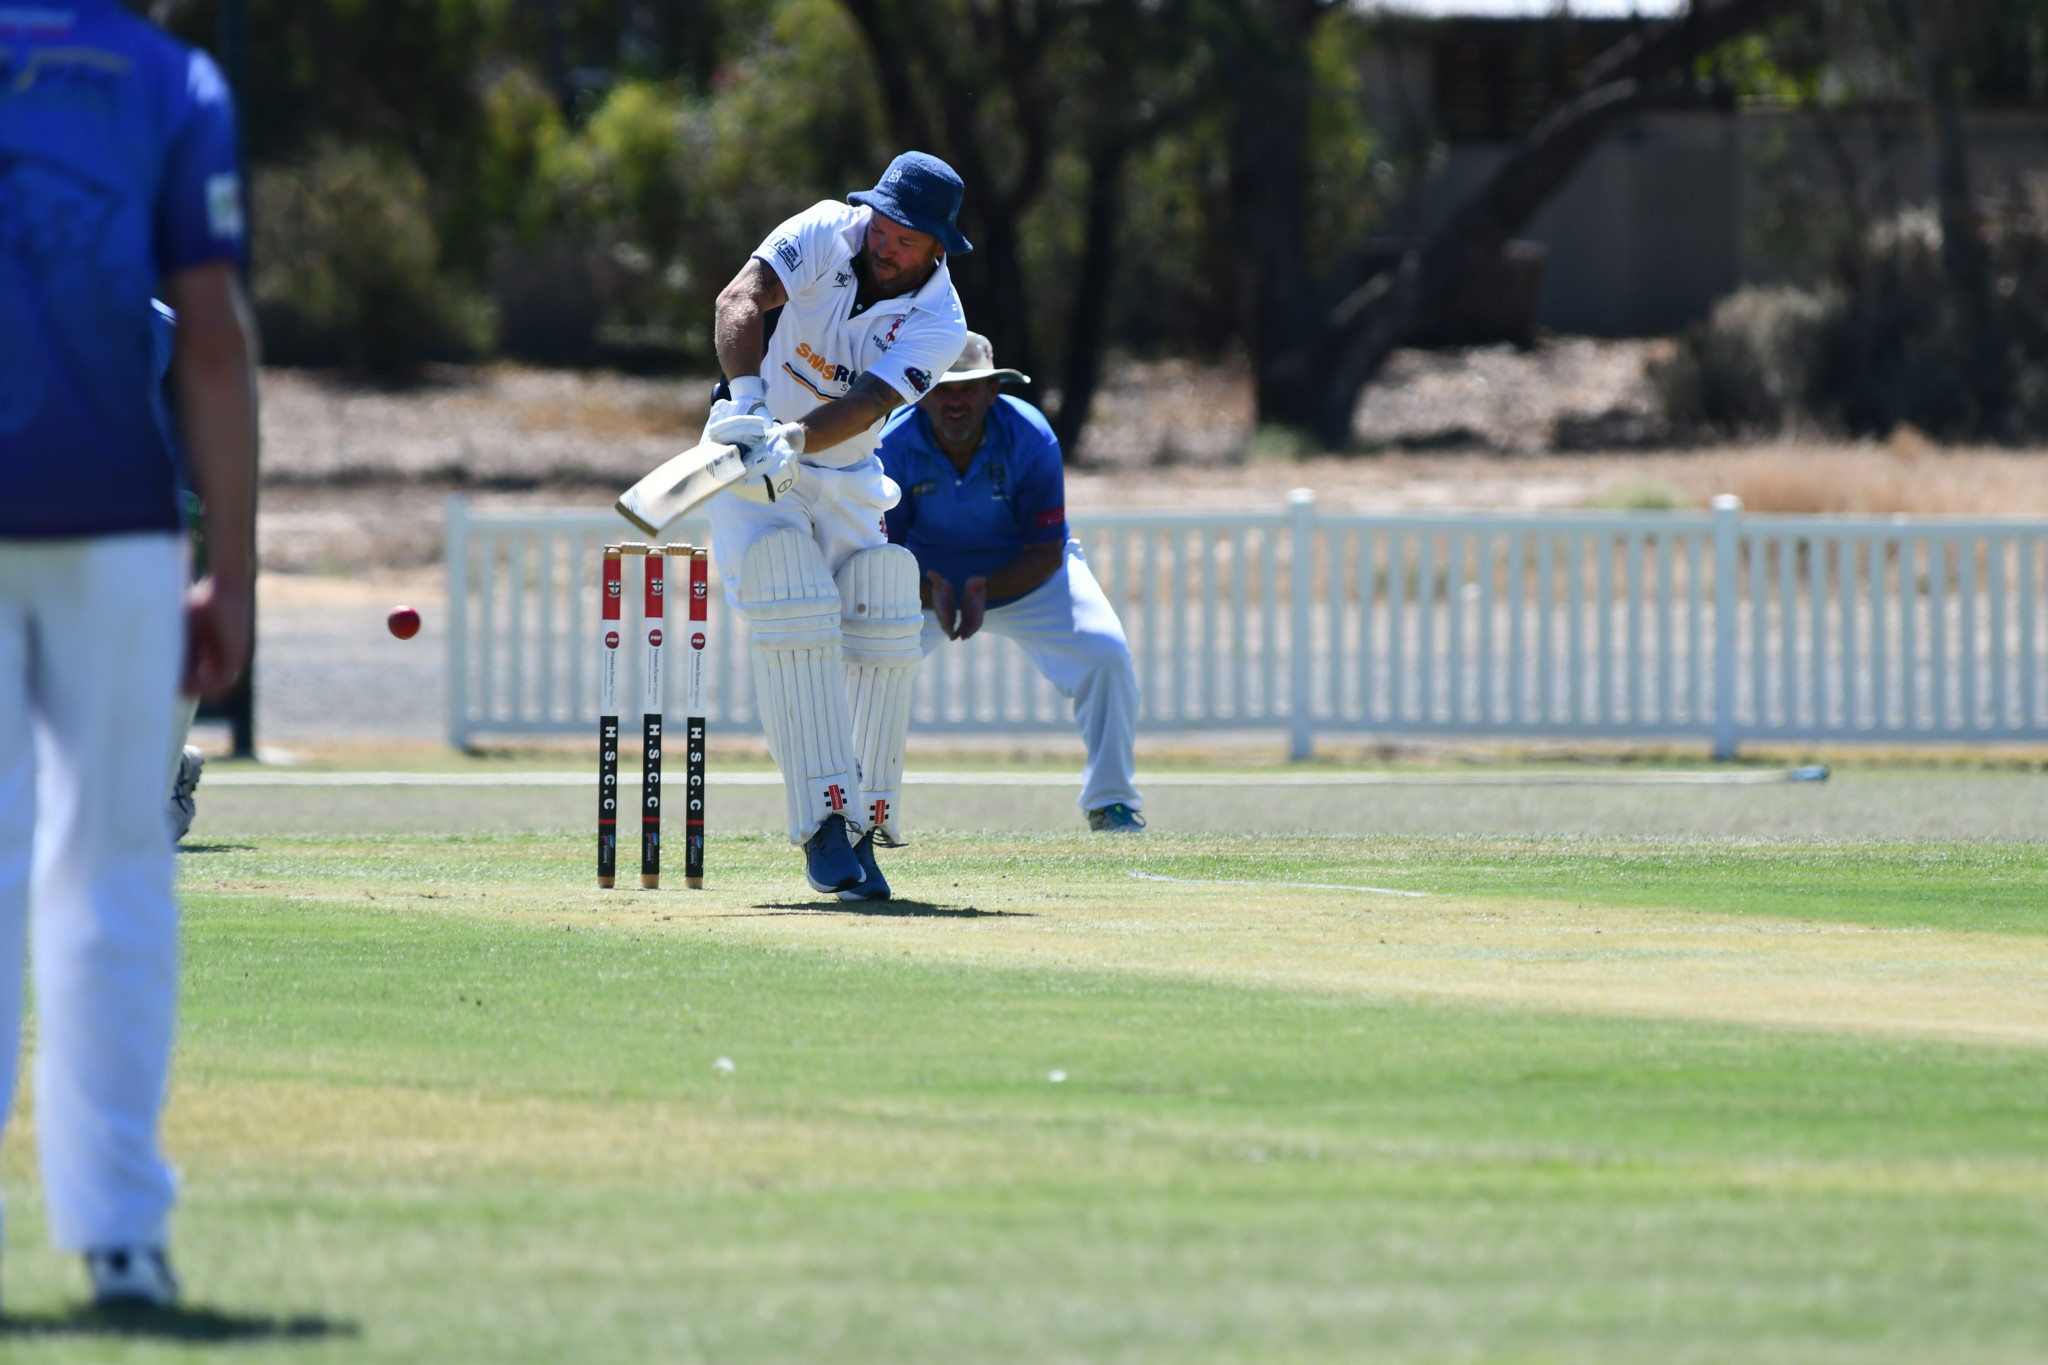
top-left (838, 829), bottom-right (891, 902)
top-left (803, 814), bottom-right (866, 894)
top-left (86, 1247), bottom-right (179, 1308)
top-left (168, 745), bottom-right (204, 843)
top-left (1087, 803), bottom-right (1146, 833)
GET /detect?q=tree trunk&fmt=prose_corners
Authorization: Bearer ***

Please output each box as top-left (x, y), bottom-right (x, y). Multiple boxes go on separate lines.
top-left (1897, 0), bottom-right (1997, 428)
top-left (1218, 0), bottom-right (1326, 427)
top-left (961, 209), bottom-right (1039, 392)
top-left (837, 0), bottom-right (1055, 388)
top-left (1258, 0), bottom-right (1813, 445)
top-left (1308, 79), bottom-right (1659, 443)
top-left (1051, 140), bottom-right (1128, 457)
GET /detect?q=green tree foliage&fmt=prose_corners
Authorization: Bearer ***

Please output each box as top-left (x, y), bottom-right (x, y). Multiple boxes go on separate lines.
top-left (252, 142), bottom-right (494, 372)
top-left (168, 0), bottom-right (2046, 416)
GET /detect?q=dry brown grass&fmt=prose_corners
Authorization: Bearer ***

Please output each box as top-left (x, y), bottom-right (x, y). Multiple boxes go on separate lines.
top-left (1667, 434), bottom-right (2048, 517)
top-left (514, 391), bottom-right (702, 439)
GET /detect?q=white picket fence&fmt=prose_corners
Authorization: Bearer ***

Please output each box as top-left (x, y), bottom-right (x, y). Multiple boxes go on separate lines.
top-left (445, 493), bottom-right (2048, 756)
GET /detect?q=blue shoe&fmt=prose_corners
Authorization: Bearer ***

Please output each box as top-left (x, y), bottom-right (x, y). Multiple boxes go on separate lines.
top-left (804, 814), bottom-right (865, 894)
top-left (1087, 803), bottom-right (1146, 832)
top-left (86, 1246), bottom-right (179, 1307)
top-left (839, 829), bottom-right (891, 902)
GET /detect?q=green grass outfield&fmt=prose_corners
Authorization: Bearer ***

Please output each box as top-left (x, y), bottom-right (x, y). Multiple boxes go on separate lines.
top-left (3, 774), bottom-right (2047, 1360)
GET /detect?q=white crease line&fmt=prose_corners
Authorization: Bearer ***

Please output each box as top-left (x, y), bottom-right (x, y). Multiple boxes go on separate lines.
top-left (202, 768), bottom-right (1823, 790)
top-left (1127, 870), bottom-right (1427, 898)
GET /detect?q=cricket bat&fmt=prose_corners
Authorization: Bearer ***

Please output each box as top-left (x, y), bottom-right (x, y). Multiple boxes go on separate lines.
top-left (615, 439), bottom-right (748, 538)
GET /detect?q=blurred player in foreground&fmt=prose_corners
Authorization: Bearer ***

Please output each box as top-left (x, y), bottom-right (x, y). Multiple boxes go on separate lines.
top-left (0, 0), bottom-right (257, 1307)
top-left (877, 336), bottom-right (1145, 831)
top-left (701, 152), bottom-right (969, 901)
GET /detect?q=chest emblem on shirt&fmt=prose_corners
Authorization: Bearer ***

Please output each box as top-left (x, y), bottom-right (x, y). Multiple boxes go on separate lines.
top-left (909, 479), bottom-right (938, 498)
top-left (872, 315), bottom-right (908, 353)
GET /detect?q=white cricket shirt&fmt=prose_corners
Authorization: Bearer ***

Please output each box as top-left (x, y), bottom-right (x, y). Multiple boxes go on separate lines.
top-left (752, 201), bottom-right (969, 468)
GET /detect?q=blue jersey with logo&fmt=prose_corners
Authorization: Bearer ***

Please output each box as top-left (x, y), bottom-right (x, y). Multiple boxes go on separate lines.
top-left (0, 0), bottom-right (243, 537)
top-left (878, 396), bottom-right (1069, 608)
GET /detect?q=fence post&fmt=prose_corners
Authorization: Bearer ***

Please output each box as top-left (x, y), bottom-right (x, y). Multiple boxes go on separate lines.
top-left (445, 494), bottom-right (471, 750)
top-left (1711, 494), bottom-right (1741, 760)
top-left (1289, 488), bottom-right (1316, 760)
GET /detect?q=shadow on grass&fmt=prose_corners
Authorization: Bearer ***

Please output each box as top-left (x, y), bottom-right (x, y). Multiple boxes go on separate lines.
top-left (736, 900), bottom-right (1029, 920)
top-left (177, 843), bottom-right (257, 855)
top-left (0, 1303), bottom-right (355, 1342)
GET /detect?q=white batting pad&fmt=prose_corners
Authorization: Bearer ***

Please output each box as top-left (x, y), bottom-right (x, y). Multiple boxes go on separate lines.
top-left (837, 543), bottom-right (923, 844)
top-left (739, 529), bottom-right (860, 844)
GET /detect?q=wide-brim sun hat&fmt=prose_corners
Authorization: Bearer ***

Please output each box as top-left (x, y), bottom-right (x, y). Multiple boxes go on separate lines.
top-left (850, 151), bottom-right (974, 257)
top-left (933, 332), bottom-right (1028, 387)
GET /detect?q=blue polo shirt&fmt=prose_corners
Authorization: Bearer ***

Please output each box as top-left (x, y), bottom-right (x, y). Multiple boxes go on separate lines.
top-left (0, 0), bottom-right (244, 537)
top-left (879, 396), bottom-right (1069, 609)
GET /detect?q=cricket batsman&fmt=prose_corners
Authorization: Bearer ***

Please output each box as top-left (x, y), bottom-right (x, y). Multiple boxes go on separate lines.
top-left (700, 152), bottom-right (969, 901)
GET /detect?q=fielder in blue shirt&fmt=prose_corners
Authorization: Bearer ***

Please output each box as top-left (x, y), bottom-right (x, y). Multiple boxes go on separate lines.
top-left (0, 0), bottom-right (258, 1307)
top-left (879, 334), bottom-right (1144, 830)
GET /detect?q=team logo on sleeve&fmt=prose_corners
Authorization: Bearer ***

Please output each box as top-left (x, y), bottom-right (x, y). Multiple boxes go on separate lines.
top-left (206, 173), bottom-right (245, 240)
top-left (772, 236), bottom-right (801, 271)
top-left (904, 366), bottom-right (932, 394)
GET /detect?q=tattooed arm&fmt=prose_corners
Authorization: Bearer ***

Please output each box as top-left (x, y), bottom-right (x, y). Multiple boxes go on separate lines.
top-left (795, 371), bottom-right (907, 455)
top-left (713, 258), bottom-right (788, 381)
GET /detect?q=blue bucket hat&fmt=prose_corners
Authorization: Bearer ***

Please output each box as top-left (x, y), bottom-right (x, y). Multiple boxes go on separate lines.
top-left (849, 151), bottom-right (973, 257)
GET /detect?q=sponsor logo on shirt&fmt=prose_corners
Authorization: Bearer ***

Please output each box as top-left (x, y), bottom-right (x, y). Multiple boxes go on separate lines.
top-left (1037, 505), bottom-right (1065, 528)
top-left (909, 479), bottom-right (938, 498)
top-left (904, 366), bottom-right (932, 395)
top-left (873, 315), bottom-right (906, 353)
top-left (832, 269), bottom-right (852, 288)
top-left (4, 44), bottom-right (127, 94)
top-left (0, 10), bottom-right (77, 35)
top-left (793, 342), bottom-right (852, 387)
top-left (772, 235), bottom-right (800, 272)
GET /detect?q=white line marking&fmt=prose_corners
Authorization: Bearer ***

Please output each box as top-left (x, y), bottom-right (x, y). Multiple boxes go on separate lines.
top-left (1127, 871), bottom-right (1427, 898)
top-left (201, 768), bottom-right (1825, 790)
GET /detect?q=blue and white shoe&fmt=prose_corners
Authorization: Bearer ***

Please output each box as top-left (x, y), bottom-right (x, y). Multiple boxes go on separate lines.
top-left (86, 1246), bottom-right (179, 1308)
top-left (168, 744), bottom-right (204, 843)
top-left (838, 829), bottom-right (891, 902)
top-left (1087, 803), bottom-right (1146, 833)
top-left (803, 814), bottom-right (866, 894)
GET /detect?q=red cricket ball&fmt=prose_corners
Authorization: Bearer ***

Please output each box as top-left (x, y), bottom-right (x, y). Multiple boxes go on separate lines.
top-left (387, 605), bottom-right (422, 640)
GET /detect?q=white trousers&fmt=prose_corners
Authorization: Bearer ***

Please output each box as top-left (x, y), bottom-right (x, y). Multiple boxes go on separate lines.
top-left (921, 545), bottom-right (1143, 814)
top-left (707, 457), bottom-right (896, 605)
top-left (0, 534), bottom-right (184, 1252)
